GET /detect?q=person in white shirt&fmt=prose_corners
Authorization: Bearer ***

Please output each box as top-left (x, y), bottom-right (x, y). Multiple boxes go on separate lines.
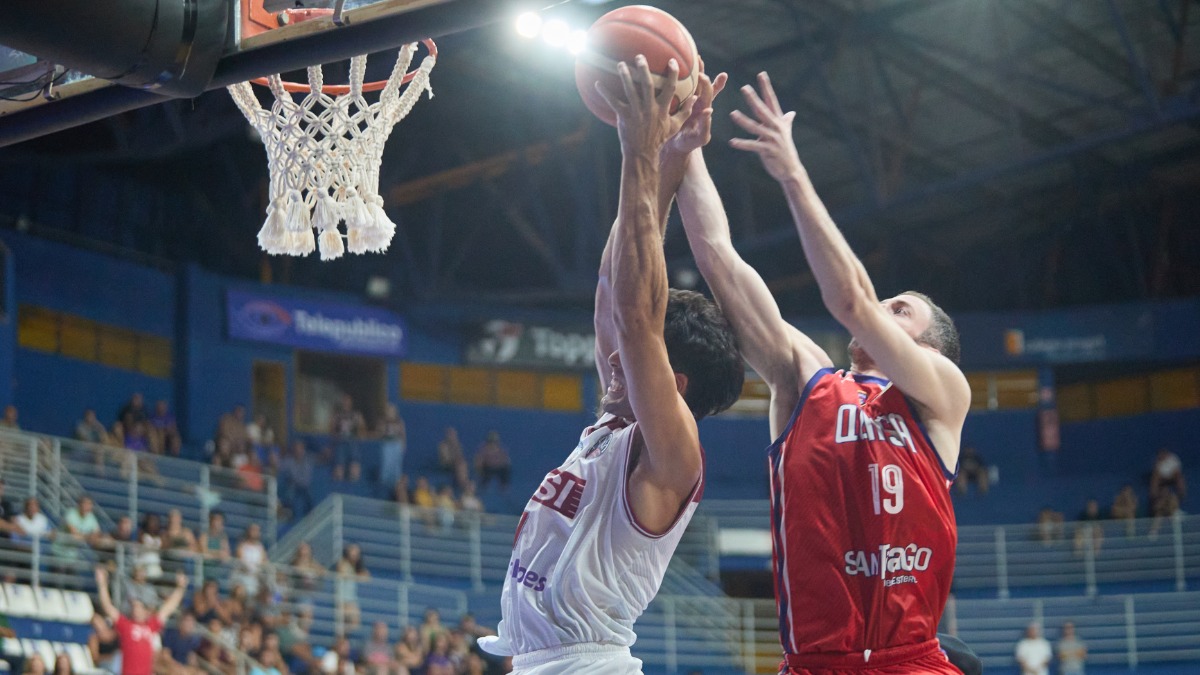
top-left (1150, 448), bottom-right (1186, 501)
top-left (1015, 622), bottom-right (1052, 675)
top-left (1056, 621), bottom-right (1087, 675)
top-left (14, 497), bottom-right (50, 539)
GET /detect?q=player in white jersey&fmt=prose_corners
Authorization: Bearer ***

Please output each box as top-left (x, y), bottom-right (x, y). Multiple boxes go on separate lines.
top-left (478, 59), bottom-right (744, 674)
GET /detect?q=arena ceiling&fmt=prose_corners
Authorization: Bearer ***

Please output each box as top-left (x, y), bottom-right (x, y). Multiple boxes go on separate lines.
top-left (1, 0), bottom-right (1198, 318)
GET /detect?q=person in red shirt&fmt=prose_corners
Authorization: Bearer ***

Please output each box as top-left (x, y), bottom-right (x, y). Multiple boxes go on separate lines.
top-left (676, 72), bottom-right (971, 673)
top-left (94, 567), bottom-right (189, 675)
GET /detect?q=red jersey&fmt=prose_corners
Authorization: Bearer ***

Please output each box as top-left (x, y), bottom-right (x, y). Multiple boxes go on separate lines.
top-left (115, 614), bottom-right (162, 675)
top-left (768, 368), bottom-right (957, 664)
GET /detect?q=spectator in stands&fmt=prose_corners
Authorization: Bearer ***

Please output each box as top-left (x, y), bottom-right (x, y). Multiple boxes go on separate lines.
top-left (319, 635), bottom-right (354, 675)
top-left (1035, 507), bottom-right (1064, 546)
top-left (447, 631), bottom-right (470, 671)
top-left (1109, 484), bottom-right (1139, 536)
top-left (411, 477), bottom-right (436, 527)
top-left (238, 450), bottom-right (266, 492)
top-left (251, 641), bottom-right (285, 675)
top-left (278, 605), bottom-right (317, 674)
top-left (159, 610), bottom-right (202, 675)
top-left (435, 485), bottom-right (457, 531)
top-left (53, 495), bottom-right (104, 564)
top-left (459, 482), bottom-right (483, 517)
top-left (391, 475), bottom-right (410, 506)
top-left (473, 431), bottom-right (511, 491)
top-left (76, 409), bottom-right (110, 445)
top-left (394, 627), bottom-right (426, 673)
top-left (456, 614), bottom-right (494, 653)
top-left (1073, 499), bottom-right (1104, 556)
top-left (289, 542), bottom-right (325, 602)
top-left (1149, 489), bottom-right (1182, 539)
top-left (1015, 622), bottom-right (1052, 675)
top-left (94, 566), bottom-right (189, 675)
top-left (279, 441), bottom-right (315, 519)
top-left (117, 393), bottom-right (149, 432)
top-left (334, 544), bottom-right (369, 630)
top-left (246, 413), bottom-right (278, 466)
top-left (13, 496), bottom-right (51, 541)
top-left (0, 479), bottom-right (20, 537)
top-left (138, 513), bottom-right (165, 579)
top-left (463, 653), bottom-right (485, 675)
top-left (150, 400), bottom-right (182, 457)
top-left (200, 511), bottom-right (232, 570)
top-left (217, 404), bottom-right (250, 455)
top-left (955, 445), bottom-right (990, 496)
top-left (361, 621), bottom-right (397, 675)
top-left (105, 514), bottom-right (137, 557)
top-left (191, 579), bottom-right (231, 625)
top-left (1, 405), bottom-right (20, 430)
top-left (163, 509), bottom-right (197, 575)
top-left (330, 394), bottom-right (366, 482)
top-left (419, 608), bottom-right (449, 652)
top-left (436, 427), bottom-right (468, 489)
top-left (376, 404), bottom-right (407, 489)
top-left (424, 634), bottom-right (454, 675)
top-left (225, 584), bottom-right (249, 627)
top-left (233, 523), bottom-right (267, 595)
top-left (88, 613), bottom-right (120, 674)
top-left (1056, 621), bottom-right (1086, 675)
top-left (121, 564), bottom-right (161, 612)
top-left (1150, 447), bottom-right (1187, 502)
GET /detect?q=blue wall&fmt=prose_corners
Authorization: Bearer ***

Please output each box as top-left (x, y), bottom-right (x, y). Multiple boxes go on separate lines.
top-left (2, 231), bottom-right (176, 434)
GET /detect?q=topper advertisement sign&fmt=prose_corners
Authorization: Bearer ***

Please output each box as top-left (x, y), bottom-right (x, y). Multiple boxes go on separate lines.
top-left (465, 320), bottom-right (595, 370)
top-left (226, 289), bottom-right (407, 357)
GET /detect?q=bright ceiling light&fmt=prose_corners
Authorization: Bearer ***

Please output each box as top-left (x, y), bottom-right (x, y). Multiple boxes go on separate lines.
top-left (515, 12), bottom-right (542, 39)
top-left (542, 19), bottom-right (571, 48)
top-left (567, 29), bottom-right (588, 55)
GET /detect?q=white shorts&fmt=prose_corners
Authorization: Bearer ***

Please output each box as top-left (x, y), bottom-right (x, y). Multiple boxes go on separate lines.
top-left (510, 643), bottom-right (643, 675)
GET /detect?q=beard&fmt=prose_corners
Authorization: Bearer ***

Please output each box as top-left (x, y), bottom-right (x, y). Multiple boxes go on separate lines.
top-left (847, 337), bottom-right (873, 371)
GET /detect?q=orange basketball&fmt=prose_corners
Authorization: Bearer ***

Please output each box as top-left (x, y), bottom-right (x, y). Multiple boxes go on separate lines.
top-left (574, 5), bottom-right (700, 127)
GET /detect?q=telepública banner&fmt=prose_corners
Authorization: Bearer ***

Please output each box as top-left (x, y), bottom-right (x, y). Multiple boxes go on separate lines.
top-left (226, 289), bottom-right (406, 357)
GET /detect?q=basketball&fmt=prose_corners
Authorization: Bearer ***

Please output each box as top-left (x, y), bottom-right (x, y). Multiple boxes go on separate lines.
top-left (574, 5), bottom-right (700, 127)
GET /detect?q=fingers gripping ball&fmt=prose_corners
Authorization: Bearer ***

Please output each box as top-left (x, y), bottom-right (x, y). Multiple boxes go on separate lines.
top-left (575, 5), bottom-right (699, 126)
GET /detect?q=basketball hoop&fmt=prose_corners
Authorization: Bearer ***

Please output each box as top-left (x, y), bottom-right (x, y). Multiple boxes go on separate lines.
top-left (227, 8), bottom-right (436, 260)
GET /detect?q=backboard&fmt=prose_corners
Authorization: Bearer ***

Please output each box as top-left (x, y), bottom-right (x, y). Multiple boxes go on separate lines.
top-left (0, 0), bottom-right (525, 147)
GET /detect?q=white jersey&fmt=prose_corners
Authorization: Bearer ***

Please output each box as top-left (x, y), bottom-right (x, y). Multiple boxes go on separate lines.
top-left (481, 414), bottom-right (703, 657)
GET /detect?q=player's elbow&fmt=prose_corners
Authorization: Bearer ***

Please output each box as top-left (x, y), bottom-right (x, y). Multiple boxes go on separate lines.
top-left (821, 284), bottom-right (871, 325)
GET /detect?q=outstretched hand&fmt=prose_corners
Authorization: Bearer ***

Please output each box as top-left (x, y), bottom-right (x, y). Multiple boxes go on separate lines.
top-left (729, 71), bottom-right (803, 182)
top-left (595, 56), bottom-right (697, 156)
top-left (666, 71), bottom-right (728, 157)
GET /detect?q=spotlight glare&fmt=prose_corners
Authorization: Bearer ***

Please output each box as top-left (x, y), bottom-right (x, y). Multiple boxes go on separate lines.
top-left (515, 12), bottom-right (542, 39)
top-left (542, 19), bottom-right (571, 48)
top-left (567, 29), bottom-right (588, 55)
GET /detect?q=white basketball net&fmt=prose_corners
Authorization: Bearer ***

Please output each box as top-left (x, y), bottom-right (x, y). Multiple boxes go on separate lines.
top-left (227, 43), bottom-right (435, 260)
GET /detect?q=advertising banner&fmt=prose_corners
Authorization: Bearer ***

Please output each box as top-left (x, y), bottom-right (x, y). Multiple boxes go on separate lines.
top-left (226, 289), bottom-right (407, 357)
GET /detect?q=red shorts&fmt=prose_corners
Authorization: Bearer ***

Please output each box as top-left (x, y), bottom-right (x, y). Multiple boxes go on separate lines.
top-left (781, 639), bottom-right (962, 675)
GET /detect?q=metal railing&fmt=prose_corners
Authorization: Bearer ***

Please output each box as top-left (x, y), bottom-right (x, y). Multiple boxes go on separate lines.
top-left (0, 427), bottom-right (277, 549)
top-left (692, 500), bottom-right (1200, 598)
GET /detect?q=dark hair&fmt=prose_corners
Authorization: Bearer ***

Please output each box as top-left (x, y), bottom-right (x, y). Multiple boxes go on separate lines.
top-left (663, 289), bottom-right (744, 419)
top-left (902, 291), bottom-right (961, 365)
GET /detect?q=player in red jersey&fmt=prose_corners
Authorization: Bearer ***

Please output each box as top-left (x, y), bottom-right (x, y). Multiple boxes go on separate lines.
top-left (676, 72), bottom-right (971, 674)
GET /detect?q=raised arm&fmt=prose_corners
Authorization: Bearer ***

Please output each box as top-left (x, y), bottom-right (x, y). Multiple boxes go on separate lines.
top-left (730, 73), bottom-right (969, 457)
top-left (93, 567), bottom-right (121, 622)
top-left (156, 572), bottom-right (189, 623)
top-left (676, 149), bottom-right (831, 436)
top-left (594, 108), bottom-right (698, 388)
top-left (595, 58), bottom-right (705, 531)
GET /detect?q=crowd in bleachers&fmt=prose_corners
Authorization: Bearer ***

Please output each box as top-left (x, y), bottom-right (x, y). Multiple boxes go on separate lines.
top-left (1030, 447), bottom-right (1188, 552)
